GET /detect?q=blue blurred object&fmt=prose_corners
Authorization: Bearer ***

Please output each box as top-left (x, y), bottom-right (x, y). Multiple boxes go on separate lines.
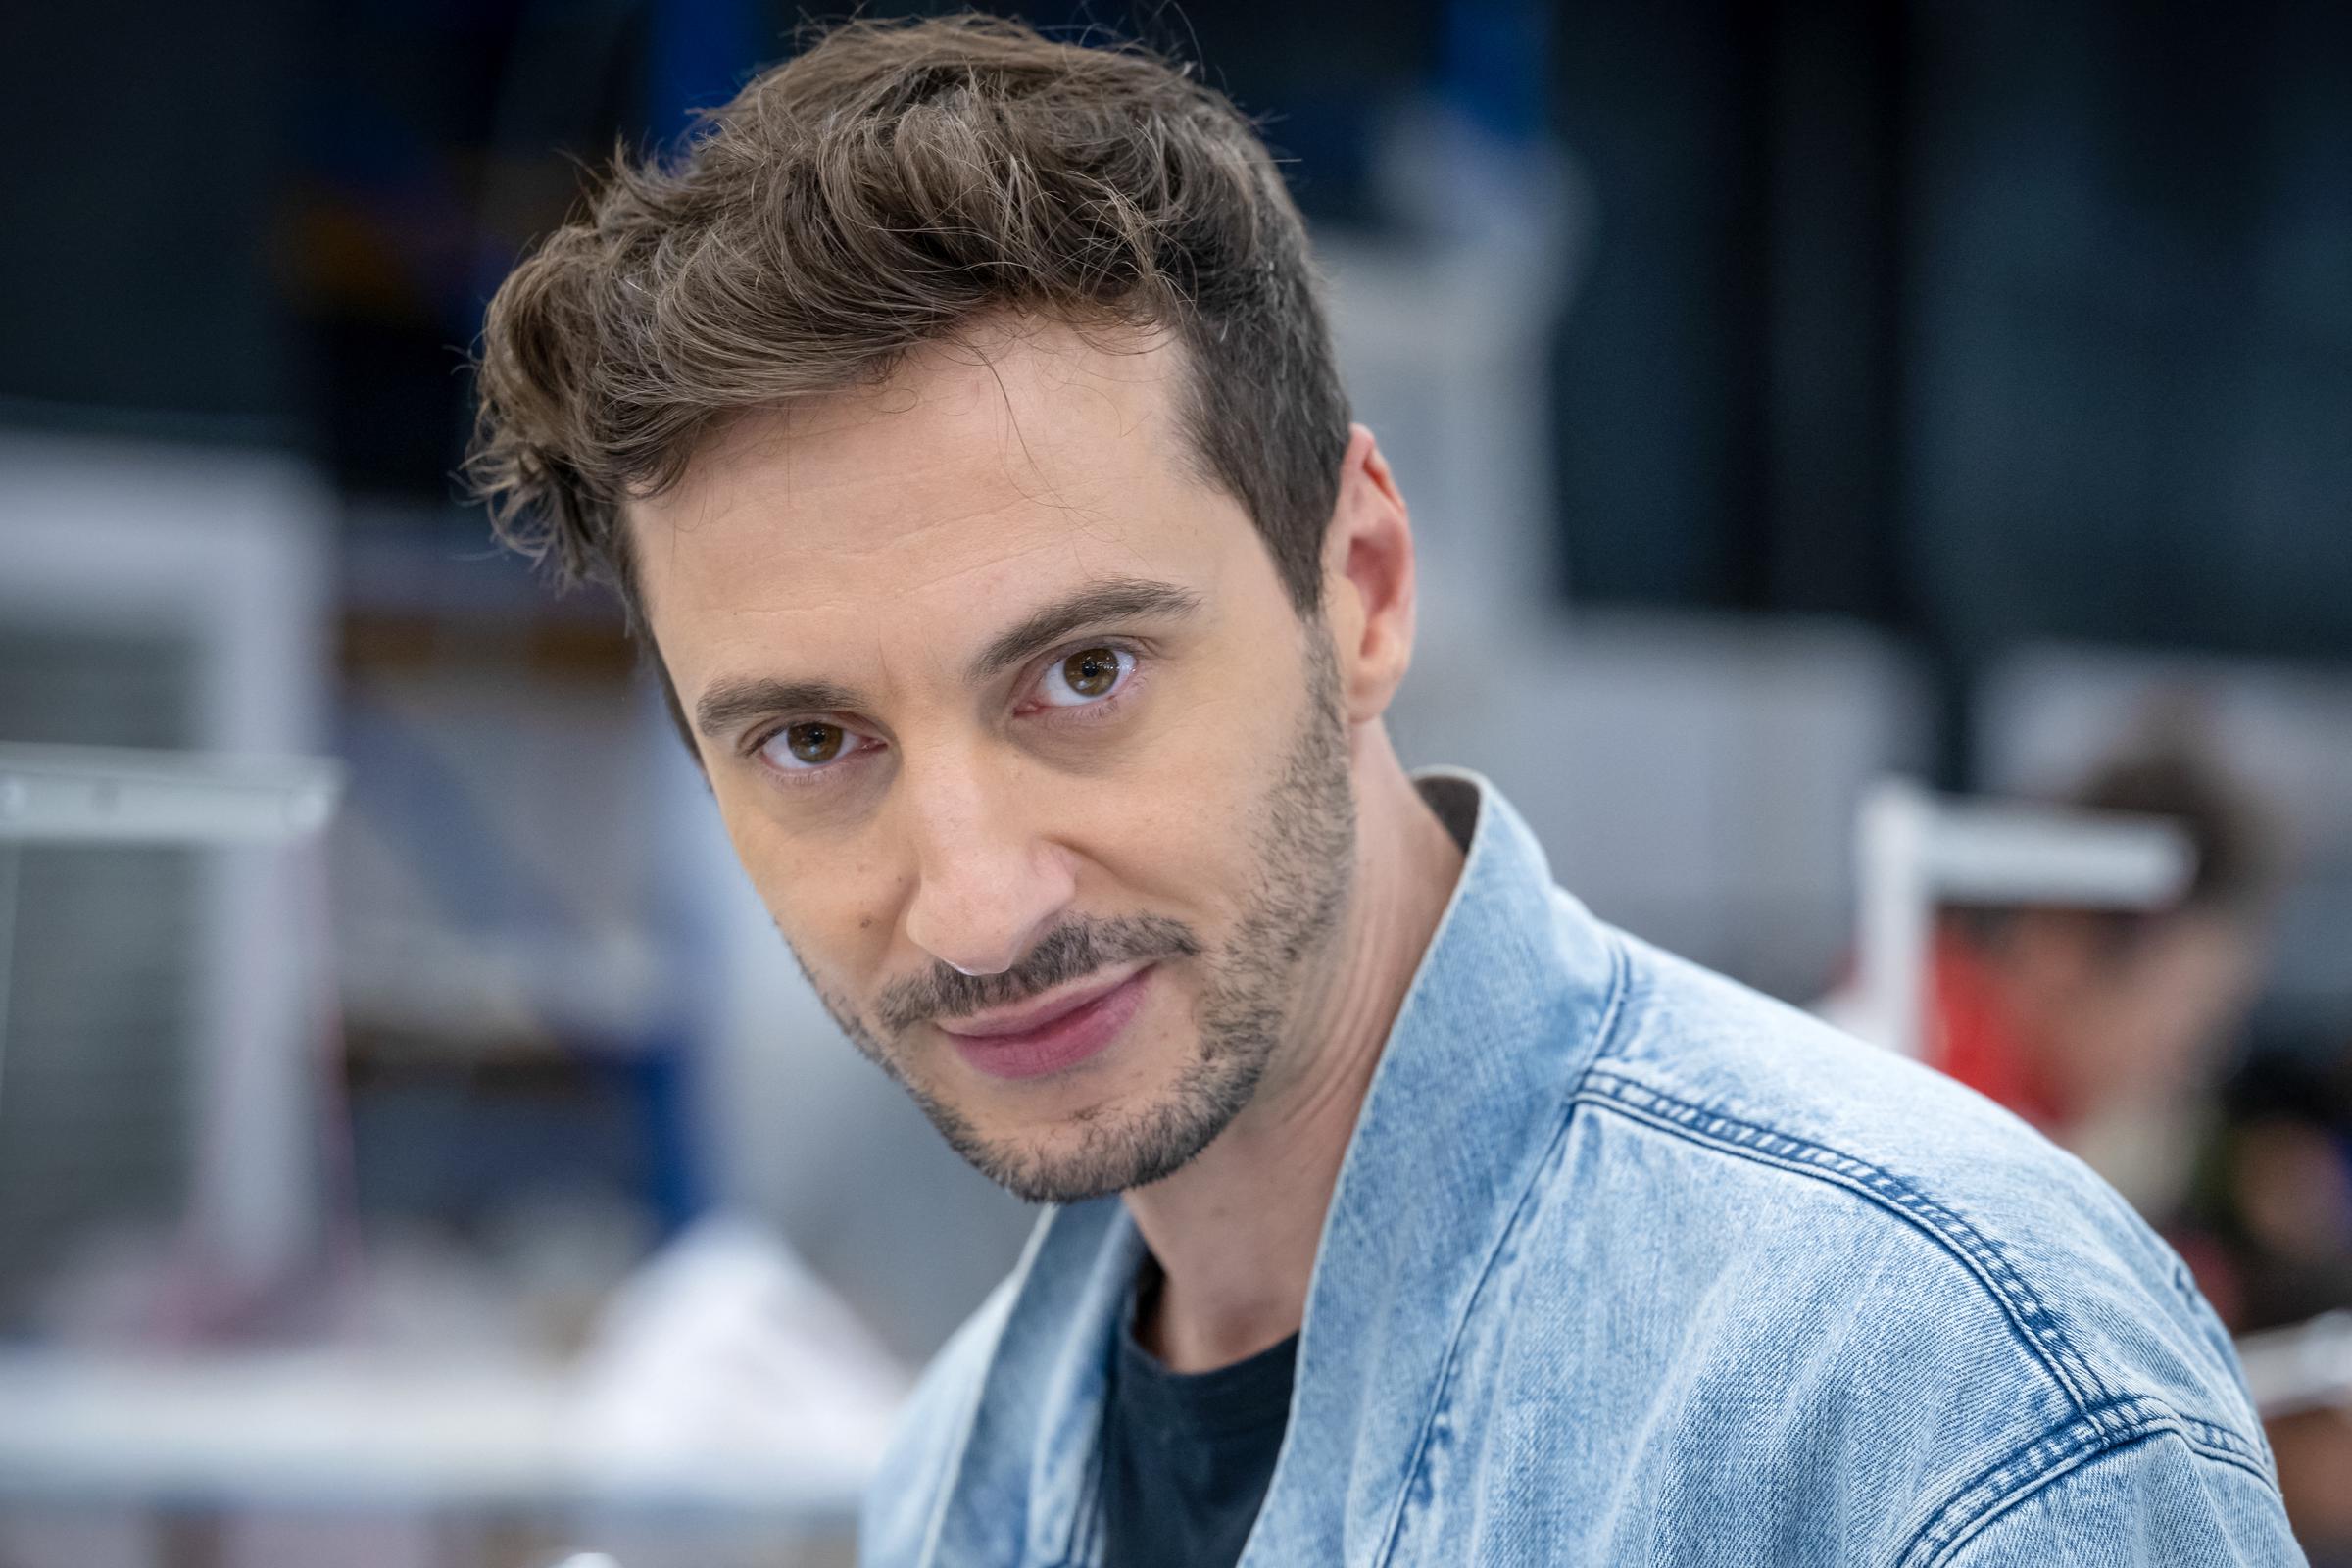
top-left (645, 0), bottom-right (762, 148)
top-left (1438, 0), bottom-right (1547, 144)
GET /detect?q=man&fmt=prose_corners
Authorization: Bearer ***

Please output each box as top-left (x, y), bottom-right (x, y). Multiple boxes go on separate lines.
top-left (1928, 742), bottom-right (2271, 1186)
top-left (467, 15), bottom-right (2302, 1565)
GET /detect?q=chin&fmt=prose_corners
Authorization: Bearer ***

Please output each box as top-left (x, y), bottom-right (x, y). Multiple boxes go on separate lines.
top-left (924, 1068), bottom-right (1250, 1205)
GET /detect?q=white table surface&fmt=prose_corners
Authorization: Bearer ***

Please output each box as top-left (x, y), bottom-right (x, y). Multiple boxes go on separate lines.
top-left (0, 1348), bottom-right (871, 1522)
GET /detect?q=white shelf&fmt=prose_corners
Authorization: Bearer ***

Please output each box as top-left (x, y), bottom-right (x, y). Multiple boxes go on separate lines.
top-left (0, 742), bottom-right (343, 847)
top-left (0, 1348), bottom-right (871, 1522)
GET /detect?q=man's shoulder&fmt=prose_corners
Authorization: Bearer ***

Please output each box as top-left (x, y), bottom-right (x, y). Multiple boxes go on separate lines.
top-left (1556, 927), bottom-right (2269, 1474)
top-left (1579, 925), bottom-right (2111, 1220)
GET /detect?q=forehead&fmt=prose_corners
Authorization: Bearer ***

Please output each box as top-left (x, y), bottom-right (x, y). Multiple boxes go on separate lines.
top-left (625, 322), bottom-right (1250, 673)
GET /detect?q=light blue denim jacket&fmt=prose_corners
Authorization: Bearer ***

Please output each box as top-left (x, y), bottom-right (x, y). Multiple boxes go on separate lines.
top-left (862, 771), bottom-right (2304, 1566)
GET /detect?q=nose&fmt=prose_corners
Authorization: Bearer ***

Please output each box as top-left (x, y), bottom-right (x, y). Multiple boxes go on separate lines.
top-left (895, 752), bottom-right (1077, 978)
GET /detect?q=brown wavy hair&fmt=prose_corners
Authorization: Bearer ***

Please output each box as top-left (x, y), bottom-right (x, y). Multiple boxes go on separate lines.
top-left (466, 12), bottom-right (1350, 640)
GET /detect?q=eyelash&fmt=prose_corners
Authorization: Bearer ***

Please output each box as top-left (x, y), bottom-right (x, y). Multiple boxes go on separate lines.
top-left (745, 640), bottom-right (1149, 789)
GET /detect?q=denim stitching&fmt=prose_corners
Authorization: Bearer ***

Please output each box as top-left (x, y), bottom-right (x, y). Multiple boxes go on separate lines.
top-left (1905, 1416), bottom-right (2115, 1565)
top-left (1576, 1068), bottom-right (2115, 1422)
top-left (1351, 963), bottom-right (2269, 1566)
top-left (1574, 1071), bottom-right (2275, 1567)
top-left (1369, 935), bottom-right (1635, 1568)
top-left (1899, 1403), bottom-right (2279, 1568)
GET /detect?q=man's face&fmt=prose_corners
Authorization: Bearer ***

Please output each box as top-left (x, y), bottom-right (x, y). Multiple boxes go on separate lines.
top-left (628, 322), bottom-right (1358, 1203)
top-left (2017, 909), bottom-right (2263, 1116)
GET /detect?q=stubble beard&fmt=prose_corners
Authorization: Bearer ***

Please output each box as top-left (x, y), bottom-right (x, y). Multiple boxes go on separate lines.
top-left (788, 634), bottom-right (1357, 1205)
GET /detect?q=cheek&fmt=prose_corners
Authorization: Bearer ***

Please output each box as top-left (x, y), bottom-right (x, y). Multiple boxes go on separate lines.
top-left (1080, 732), bottom-right (1276, 910)
top-left (2121, 943), bottom-right (2255, 1062)
top-left (714, 787), bottom-right (900, 975)
top-left (2086, 975), bottom-right (2213, 1089)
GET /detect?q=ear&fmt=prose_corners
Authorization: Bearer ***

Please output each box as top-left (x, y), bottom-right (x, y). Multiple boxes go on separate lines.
top-left (1320, 423), bottom-right (1418, 724)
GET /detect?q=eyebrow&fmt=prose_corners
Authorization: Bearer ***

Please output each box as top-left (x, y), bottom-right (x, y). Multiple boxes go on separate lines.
top-left (690, 576), bottom-right (1203, 745)
top-left (964, 577), bottom-right (1203, 687)
top-left (693, 677), bottom-right (866, 746)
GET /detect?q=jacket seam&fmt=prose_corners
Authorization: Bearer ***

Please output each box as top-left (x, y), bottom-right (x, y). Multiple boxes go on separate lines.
top-left (1575, 1068), bottom-right (2118, 1424)
top-left (1367, 933), bottom-right (1635, 1568)
top-left (1897, 1406), bottom-right (2281, 1568)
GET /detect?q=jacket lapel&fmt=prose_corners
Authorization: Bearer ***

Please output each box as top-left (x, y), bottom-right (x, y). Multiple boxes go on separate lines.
top-left (1243, 771), bottom-right (1623, 1564)
top-left (924, 1196), bottom-right (1143, 1567)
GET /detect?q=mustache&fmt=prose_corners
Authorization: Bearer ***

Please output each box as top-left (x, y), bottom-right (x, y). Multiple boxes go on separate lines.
top-left (875, 914), bottom-right (1202, 1035)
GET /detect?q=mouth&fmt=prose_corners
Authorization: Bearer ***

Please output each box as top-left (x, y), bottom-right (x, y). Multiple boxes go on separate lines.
top-left (937, 963), bottom-right (1156, 1082)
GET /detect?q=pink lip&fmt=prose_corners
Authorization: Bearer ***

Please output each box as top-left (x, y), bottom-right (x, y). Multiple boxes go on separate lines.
top-left (940, 965), bottom-right (1154, 1081)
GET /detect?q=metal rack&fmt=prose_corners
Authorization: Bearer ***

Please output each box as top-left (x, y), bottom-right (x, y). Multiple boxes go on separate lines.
top-left (1848, 776), bottom-right (2196, 1059)
top-left (0, 742), bottom-right (345, 1121)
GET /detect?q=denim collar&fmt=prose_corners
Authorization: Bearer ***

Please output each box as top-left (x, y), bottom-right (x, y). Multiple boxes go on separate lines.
top-left (919, 769), bottom-right (1625, 1567)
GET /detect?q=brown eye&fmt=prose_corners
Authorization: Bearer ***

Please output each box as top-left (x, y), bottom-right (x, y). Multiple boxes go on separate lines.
top-left (782, 721), bottom-right (846, 765)
top-left (1058, 647), bottom-right (1126, 701)
top-left (1064, 649), bottom-right (1119, 697)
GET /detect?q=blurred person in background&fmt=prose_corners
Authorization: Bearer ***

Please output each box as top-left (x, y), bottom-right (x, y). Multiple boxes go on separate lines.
top-left (2191, 1054), bottom-right (2352, 1336)
top-left (1928, 731), bottom-right (2279, 1215)
top-left (467, 15), bottom-right (2301, 1566)
top-left (2181, 1054), bottom-right (2352, 1565)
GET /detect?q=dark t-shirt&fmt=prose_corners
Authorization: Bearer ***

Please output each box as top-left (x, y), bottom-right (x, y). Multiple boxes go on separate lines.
top-left (1099, 1262), bottom-right (1298, 1568)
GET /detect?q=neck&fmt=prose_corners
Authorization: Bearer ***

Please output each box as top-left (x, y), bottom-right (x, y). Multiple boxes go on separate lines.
top-left (1121, 727), bottom-right (1464, 1372)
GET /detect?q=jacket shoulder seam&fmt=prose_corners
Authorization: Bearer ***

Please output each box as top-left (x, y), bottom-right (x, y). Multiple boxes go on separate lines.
top-left (1577, 1067), bottom-right (2126, 1424)
top-left (1896, 1403), bottom-right (2281, 1568)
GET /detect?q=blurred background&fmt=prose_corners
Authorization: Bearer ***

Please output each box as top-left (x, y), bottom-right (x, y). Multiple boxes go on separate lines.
top-left (1, 0), bottom-right (2347, 1563)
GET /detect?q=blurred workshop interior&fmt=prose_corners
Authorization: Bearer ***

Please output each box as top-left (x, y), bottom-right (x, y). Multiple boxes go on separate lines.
top-left (1, 0), bottom-right (2348, 1564)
